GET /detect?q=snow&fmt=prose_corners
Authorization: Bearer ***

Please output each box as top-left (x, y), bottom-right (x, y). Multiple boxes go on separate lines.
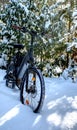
top-left (45, 20), bottom-right (51, 29)
top-left (72, 10), bottom-right (77, 17)
top-left (67, 41), bottom-right (77, 51)
top-left (18, 3), bottom-right (29, 16)
top-left (57, 0), bottom-right (65, 2)
top-left (0, 69), bottom-right (77, 130)
top-left (0, 54), bottom-right (7, 68)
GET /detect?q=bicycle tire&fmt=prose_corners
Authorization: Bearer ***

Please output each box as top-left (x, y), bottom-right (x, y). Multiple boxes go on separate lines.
top-left (20, 67), bottom-right (45, 113)
top-left (6, 63), bottom-right (15, 89)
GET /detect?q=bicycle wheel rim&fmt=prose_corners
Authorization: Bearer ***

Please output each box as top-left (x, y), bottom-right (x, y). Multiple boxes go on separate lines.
top-left (20, 68), bottom-right (45, 113)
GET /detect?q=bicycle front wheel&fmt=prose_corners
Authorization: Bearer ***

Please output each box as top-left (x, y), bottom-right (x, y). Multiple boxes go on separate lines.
top-left (20, 67), bottom-right (45, 113)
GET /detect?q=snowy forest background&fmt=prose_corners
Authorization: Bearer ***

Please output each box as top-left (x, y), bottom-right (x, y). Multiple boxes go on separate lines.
top-left (0, 0), bottom-right (77, 79)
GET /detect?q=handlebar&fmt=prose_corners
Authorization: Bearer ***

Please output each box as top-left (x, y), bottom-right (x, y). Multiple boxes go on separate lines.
top-left (12, 25), bottom-right (37, 37)
top-left (12, 25), bottom-right (45, 37)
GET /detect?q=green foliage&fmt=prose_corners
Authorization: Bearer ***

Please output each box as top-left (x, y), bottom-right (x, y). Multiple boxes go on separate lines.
top-left (0, 0), bottom-right (76, 74)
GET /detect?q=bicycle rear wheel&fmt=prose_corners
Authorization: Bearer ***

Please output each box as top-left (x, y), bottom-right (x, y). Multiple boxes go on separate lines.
top-left (6, 62), bottom-right (16, 89)
top-left (20, 67), bottom-right (45, 113)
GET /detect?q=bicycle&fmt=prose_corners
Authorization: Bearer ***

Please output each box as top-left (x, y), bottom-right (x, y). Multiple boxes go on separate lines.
top-left (6, 25), bottom-right (45, 113)
top-left (6, 43), bottom-right (24, 88)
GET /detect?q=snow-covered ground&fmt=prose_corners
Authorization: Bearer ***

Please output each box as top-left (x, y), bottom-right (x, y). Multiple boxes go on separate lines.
top-left (0, 69), bottom-right (77, 130)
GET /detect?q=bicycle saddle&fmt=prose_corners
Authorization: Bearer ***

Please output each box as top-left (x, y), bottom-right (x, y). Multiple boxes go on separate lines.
top-left (8, 43), bottom-right (24, 49)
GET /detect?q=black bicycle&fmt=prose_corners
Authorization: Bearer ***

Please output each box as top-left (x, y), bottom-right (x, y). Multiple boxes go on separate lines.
top-left (6, 25), bottom-right (45, 113)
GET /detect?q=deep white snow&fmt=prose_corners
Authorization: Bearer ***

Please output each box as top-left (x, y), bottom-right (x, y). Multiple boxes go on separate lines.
top-left (0, 69), bottom-right (77, 130)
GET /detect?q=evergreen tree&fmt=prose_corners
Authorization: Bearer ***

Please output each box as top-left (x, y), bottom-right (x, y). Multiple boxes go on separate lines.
top-left (1, 0), bottom-right (76, 73)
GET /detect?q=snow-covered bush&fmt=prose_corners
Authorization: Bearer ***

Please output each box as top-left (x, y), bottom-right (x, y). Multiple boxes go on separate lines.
top-left (52, 65), bottom-right (62, 77)
top-left (67, 10), bottom-right (77, 51)
top-left (0, 53), bottom-right (7, 69)
top-left (62, 59), bottom-right (77, 82)
top-left (43, 63), bottom-right (52, 77)
top-left (43, 63), bottom-right (62, 77)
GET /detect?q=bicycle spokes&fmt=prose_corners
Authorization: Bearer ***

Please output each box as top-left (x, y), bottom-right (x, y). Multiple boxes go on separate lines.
top-left (24, 71), bottom-right (41, 111)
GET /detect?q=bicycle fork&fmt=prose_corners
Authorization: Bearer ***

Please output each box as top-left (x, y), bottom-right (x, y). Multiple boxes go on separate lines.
top-left (26, 68), bottom-right (36, 94)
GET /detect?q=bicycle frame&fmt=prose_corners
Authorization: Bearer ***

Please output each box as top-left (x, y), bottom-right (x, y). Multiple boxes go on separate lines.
top-left (15, 31), bottom-right (35, 85)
